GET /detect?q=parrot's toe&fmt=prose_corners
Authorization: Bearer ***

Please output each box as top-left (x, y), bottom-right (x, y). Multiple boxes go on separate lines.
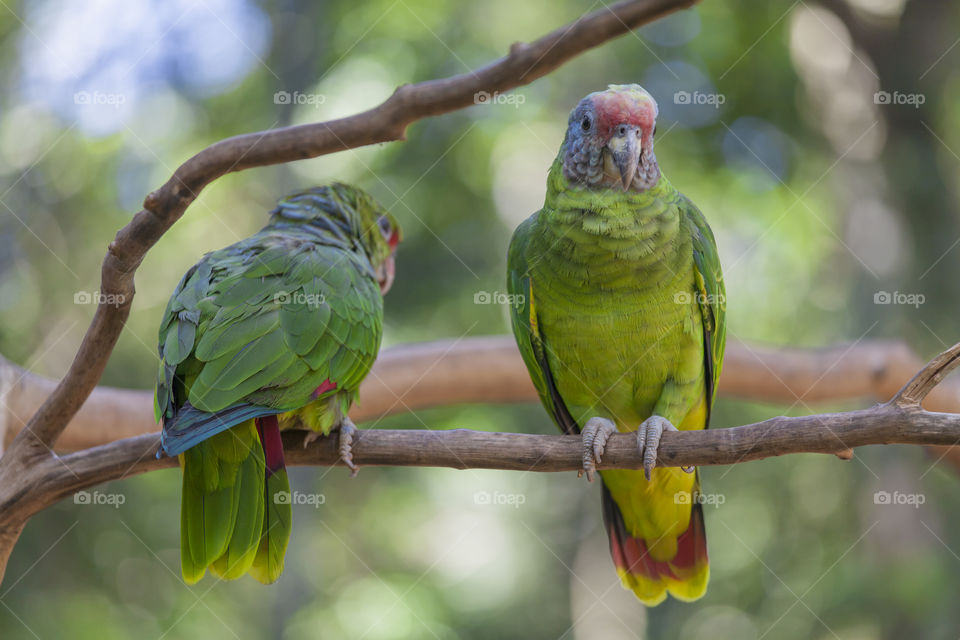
top-left (580, 417), bottom-right (617, 482)
top-left (636, 415), bottom-right (678, 481)
top-left (338, 417), bottom-right (359, 477)
top-left (302, 430), bottom-right (322, 448)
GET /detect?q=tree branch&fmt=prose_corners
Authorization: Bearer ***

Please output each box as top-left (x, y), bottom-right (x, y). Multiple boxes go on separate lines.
top-left (4, 340), bottom-right (960, 528)
top-left (4, 337), bottom-right (959, 451)
top-left (0, 337), bottom-right (960, 520)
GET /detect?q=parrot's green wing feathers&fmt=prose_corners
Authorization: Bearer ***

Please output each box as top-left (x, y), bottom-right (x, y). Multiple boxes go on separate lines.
top-left (506, 215), bottom-right (579, 435)
top-left (159, 237), bottom-right (383, 456)
top-left (158, 183), bottom-right (397, 586)
top-left (684, 197), bottom-right (726, 421)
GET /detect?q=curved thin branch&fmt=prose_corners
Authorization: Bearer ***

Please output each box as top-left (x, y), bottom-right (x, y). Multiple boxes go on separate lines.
top-left (0, 0), bottom-right (699, 582)
top-left (5, 0), bottom-right (697, 458)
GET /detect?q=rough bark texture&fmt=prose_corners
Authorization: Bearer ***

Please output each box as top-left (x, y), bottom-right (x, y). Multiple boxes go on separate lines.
top-left (2, 339), bottom-right (960, 515)
top-left (3, 337), bottom-right (960, 452)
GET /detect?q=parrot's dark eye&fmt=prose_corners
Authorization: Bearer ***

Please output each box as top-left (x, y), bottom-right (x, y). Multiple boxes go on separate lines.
top-left (581, 115), bottom-right (592, 132)
top-left (377, 215), bottom-right (392, 239)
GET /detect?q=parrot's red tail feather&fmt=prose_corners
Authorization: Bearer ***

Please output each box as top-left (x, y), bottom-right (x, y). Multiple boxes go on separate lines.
top-left (251, 415), bottom-right (292, 584)
top-left (601, 482), bottom-right (708, 604)
top-left (255, 415), bottom-right (285, 476)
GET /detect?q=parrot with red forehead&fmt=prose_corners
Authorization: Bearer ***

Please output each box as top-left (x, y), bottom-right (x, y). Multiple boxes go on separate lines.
top-left (155, 183), bottom-right (401, 584)
top-left (507, 85), bottom-right (725, 604)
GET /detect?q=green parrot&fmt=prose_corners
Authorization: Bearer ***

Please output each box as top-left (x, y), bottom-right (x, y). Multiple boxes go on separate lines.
top-left (507, 85), bottom-right (725, 605)
top-left (155, 183), bottom-right (401, 584)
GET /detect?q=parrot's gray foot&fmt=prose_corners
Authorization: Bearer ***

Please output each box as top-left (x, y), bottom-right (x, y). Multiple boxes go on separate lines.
top-left (302, 430), bottom-right (322, 448)
top-left (636, 416), bottom-right (690, 481)
top-left (580, 417), bottom-right (618, 482)
top-left (338, 417), bottom-right (359, 477)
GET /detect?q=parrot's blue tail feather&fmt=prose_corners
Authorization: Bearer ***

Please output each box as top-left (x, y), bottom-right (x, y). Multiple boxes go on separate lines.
top-left (161, 401), bottom-right (279, 457)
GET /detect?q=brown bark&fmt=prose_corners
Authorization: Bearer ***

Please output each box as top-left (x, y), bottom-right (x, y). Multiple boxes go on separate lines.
top-left (3, 337), bottom-right (956, 451)
top-left (5, 340), bottom-right (960, 518)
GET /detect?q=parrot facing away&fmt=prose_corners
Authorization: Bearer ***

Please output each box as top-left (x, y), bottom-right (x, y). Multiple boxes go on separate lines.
top-left (507, 85), bottom-right (725, 605)
top-left (155, 183), bottom-right (401, 584)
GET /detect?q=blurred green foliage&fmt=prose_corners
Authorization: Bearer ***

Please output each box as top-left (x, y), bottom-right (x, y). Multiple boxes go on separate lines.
top-left (1, 0), bottom-right (959, 638)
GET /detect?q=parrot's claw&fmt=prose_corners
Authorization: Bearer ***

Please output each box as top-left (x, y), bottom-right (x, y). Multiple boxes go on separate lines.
top-left (338, 418), bottom-right (359, 477)
top-left (636, 415), bottom-right (679, 481)
top-left (580, 417), bottom-right (618, 482)
top-left (302, 430), bottom-right (322, 448)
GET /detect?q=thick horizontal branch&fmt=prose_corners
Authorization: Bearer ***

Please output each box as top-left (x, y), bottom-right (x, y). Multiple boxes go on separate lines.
top-left (3, 336), bottom-right (958, 517)
top-left (4, 337), bottom-right (959, 451)
top-left (9, 341), bottom-right (959, 520)
top-left (29, 397), bottom-right (960, 518)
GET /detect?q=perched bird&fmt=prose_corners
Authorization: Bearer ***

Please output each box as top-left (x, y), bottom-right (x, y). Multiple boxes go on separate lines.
top-left (155, 183), bottom-right (401, 584)
top-left (507, 85), bottom-right (725, 605)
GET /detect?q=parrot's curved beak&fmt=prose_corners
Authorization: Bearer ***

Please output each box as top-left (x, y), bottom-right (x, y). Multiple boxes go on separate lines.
top-left (377, 254), bottom-right (396, 295)
top-left (606, 124), bottom-right (641, 190)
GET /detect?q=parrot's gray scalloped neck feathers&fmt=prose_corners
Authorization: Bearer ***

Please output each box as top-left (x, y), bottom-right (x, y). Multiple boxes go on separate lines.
top-left (560, 84), bottom-right (660, 192)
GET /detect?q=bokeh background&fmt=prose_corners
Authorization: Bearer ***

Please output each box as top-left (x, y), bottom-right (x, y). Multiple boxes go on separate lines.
top-left (2, 0), bottom-right (960, 638)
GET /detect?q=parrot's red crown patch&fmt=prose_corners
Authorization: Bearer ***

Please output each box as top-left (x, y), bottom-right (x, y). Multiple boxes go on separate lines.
top-left (589, 87), bottom-right (658, 138)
